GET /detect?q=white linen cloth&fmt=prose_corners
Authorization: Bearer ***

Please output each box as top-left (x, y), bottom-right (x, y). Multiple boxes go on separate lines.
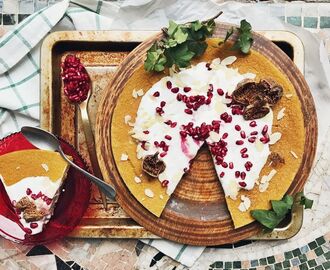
top-left (0, 0), bottom-right (329, 267)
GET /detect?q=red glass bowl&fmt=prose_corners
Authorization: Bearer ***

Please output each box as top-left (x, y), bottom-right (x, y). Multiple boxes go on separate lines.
top-left (0, 132), bottom-right (91, 244)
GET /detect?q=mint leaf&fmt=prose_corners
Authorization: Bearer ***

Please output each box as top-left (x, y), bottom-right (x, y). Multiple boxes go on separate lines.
top-left (191, 21), bottom-right (203, 31)
top-left (168, 20), bottom-right (178, 36)
top-left (282, 194), bottom-right (294, 208)
top-left (144, 44), bottom-right (166, 72)
top-left (173, 27), bottom-right (188, 44)
top-left (164, 44), bottom-right (195, 68)
top-left (251, 210), bottom-right (282, 230)
top-left (240, 19), bottom-right (252, 32)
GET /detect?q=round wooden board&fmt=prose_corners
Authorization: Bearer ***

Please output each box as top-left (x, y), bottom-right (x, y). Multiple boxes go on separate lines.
top-left (95, 24), bottom-right (317, 245)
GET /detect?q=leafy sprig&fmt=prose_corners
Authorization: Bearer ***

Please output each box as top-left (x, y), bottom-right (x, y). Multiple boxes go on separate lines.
top-left (221, 19), bottom-right (254, 54)
top-left (144, 12), bottom-right (222, 72)
top-left (251, 193), bottom-right (313, 230)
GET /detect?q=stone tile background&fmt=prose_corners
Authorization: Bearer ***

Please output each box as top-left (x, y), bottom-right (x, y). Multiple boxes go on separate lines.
top-left (0, 1), bottom-right (330, 269)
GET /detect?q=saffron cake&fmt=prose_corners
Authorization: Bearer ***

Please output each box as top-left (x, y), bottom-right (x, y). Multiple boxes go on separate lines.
top-left (110, 39), bottom-right (305, 228)
top-left (0, 150), bottom-right (70, 235)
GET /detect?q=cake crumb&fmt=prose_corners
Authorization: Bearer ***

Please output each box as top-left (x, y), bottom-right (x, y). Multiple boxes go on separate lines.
top-left (120, 153), bottom-right (129, 161)
top-left (41, 163), bottom-right (49, 172)
top-left (277, 108), bottom-right (286, 120)
top-left (290, 151), bottom-right (298, 159)
top-left (144, 188), bottom-right (154, 198)
top-left (16, 166), bottom-right (20, 170)
top-left (134, 176), bottom-right (142, 183)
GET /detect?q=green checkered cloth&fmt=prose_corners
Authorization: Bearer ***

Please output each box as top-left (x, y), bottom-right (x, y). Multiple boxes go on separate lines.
top-left (0, 0), bottom-right (206, 266)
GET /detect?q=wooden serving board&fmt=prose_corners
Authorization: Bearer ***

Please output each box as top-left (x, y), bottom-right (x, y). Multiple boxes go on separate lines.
top-left (95, 25), bottom-right (317, 245)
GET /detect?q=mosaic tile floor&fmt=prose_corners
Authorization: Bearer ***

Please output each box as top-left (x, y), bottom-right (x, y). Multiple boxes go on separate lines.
top-left (0, 1), bottom-right (330, 270)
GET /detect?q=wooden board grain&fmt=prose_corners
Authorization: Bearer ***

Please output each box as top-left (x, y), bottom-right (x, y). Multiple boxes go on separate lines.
top-left (95, 24), bottom-right (317, 245)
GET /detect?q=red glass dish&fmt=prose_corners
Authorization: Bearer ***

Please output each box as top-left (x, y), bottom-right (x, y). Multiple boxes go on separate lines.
top-left (0, 132), bottom-right (91, 244)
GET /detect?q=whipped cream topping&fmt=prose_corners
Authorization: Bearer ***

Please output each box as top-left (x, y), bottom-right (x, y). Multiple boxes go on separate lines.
top-left (132, 57), bottom-right (273, 198)
top-left (2, 176), bottom-right (63, 235)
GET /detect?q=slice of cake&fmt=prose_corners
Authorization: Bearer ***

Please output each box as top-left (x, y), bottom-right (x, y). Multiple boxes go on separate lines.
top-left (0, 149), bottom-right (70, 235)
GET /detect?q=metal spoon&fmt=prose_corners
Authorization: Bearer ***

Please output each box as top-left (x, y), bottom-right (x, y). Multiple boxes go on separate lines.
top-left (21, 126), bottom-right (116, 200)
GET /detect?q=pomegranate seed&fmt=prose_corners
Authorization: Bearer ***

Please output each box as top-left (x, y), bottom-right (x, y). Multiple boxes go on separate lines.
top-left (235, 171), bottom-right (240, 178)
top-left (188, 122), bottom-right (194, 127)
top-left (239, 181), bottom-right (247, 187)
top-left (241, 172), bottom-right (246, 180)
top-left (166, 81), bottom-right (172, 89)
top-left (160, 152), bottom-right (167, 158)
top-left (220, 112), bottom-right (228, 120)
top-left (222, 133), bottom-right (228, 139)
top-left (216, 156), bottom-right (223, 162)
top-left (206, 63), bottom-right (212, 70)
top-left (177, 93), bottom-right (182, 101)
top-left (249, 121), bottom-right (257, 127)
top-left (260, 134), bottom-right (270, 144)
top-left (226, 115), bottom-right (232, 123)
top-left (154, 141), bottom-right (159, 147)
top-left (141, 141), bottom-right (148, 150)
top-left (236, 140), bottom-right (244, 145)
top-left (171, 87), bottom-right (179, 93)
top-left (235, 125), bottom-right (241, 131)
top-left (229, 162), bottom-right (234, 169)
top-left (183, 87), bottom-right (191, 92)
top-left (171, 122), bottom-right (177, 128)
top-left (248, 137), bottom-right (256, 143)
top-left (160, 101), bottom-right (166, 107)
top-left (31, 194), bottom-right (37, 200)
top-left (156, 107), bottom-right (163, 114)
top-left (208, 84), bottom-right (214, 91)
top-left (153, 91), bottom-right (160, 97)
top-left (240, 148), bottom-right (247, 154)
top-left (159, 141), bottom-right (165, 147)
top-left (240, 131), bottom-right (246, 139)
top-left (250, 131), bottom-right (258, 136)
top-left (26, 188), bottom-right (32, 195)
top-left (36, 191), bottom-right (43, 198)
top-left (242, 153), bottom-right (249, 158)
top-left (262, 125), bottom-right (268, 135)
top-left (222, 162), bottom-right (228, 168)
top-left (186, 103), bottom-right (193, 109)
top-left (161, 180), bottom-right (169, 187)
top-left (46, 199), bottom-right (52, 205)
top-left (30, 223), bottom-right (38, 229)
top-left (164, 120), bottom-right (172, 125)
top-left (24, 228), bottom-right (32, 234)
top-left (217, 88), bottom-right (224, 96)
top-left (165, 135), bottom-right (172, 140)
top-left (180, 131), bottom-right (187, 138)
top-left (185, 109), bottom-right (193, 114)
top-left (143, 130), bottom-right (149, 134)
top-left (220, 172), bottom-right (225, 178)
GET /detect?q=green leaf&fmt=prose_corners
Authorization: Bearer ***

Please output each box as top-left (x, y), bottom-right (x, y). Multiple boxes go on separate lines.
top-left (191, 21), bottom-right (203, 31)
top-left (300, 194), bottom-right (313, 209)
top-left (165, 44), bottom-right (195, 68)
top-left (282, 194), bottom-right (294, 208)
top-left (239, 19), bottom-right (252, 33)
top-left (187, 41), bottom-right (207, 57)
top-left (271, 200), bottom-right (290, 217)
top-left (173, 27), bottom-right (188, 44)
top-left (251, 210), bottom-right (282, 230)
top-left (144, 44), bottom-right (166, 72)
top-left (168, 20), bottom-right (178, 36)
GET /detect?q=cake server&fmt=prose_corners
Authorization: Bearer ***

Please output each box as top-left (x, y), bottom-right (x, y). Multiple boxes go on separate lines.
top-left (21, 126), bottom-right (117, 200)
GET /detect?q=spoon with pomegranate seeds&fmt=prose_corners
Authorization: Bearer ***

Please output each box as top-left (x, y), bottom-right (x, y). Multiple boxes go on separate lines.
top-left (60, 54), bottom-right (109, 210)
top-left (21, 126), bottom-right (116, 200)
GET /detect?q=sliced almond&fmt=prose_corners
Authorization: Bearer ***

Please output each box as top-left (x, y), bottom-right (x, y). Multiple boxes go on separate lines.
top-left (134, 176), bottom-right (142, 183)
top-left (160, 195), bottom-right (164, 200)
top-left (144, 188), bottom-right (154, 198)
top-left (132, 89), bottom-right (138, 99)
top-left (120, 153), bottom-right (129, 161)
top-left (221, 56), bottom-right (237, 66)
top-left (41, 163), bottom-right (49, 172)
top-left (136, 89), bottom-right (144, 97)
top-left (277, 108), bottom-right (286, 120)
top-left (285, 94), bottom-right (293, 99)
top-left (269, 132), bottom-right (282, 145)
top-left (124, 115), bottom-right (132, 124)
top-left (290, 150), bottom-right (298, 159)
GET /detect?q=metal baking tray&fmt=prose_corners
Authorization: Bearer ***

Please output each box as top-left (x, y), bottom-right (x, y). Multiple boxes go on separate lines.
top-left (40, 30), bottom-right (304, 240)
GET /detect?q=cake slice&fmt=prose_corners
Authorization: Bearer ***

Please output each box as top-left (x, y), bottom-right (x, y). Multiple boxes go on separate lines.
top-left (0, 149), bottom-right (70, 235)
